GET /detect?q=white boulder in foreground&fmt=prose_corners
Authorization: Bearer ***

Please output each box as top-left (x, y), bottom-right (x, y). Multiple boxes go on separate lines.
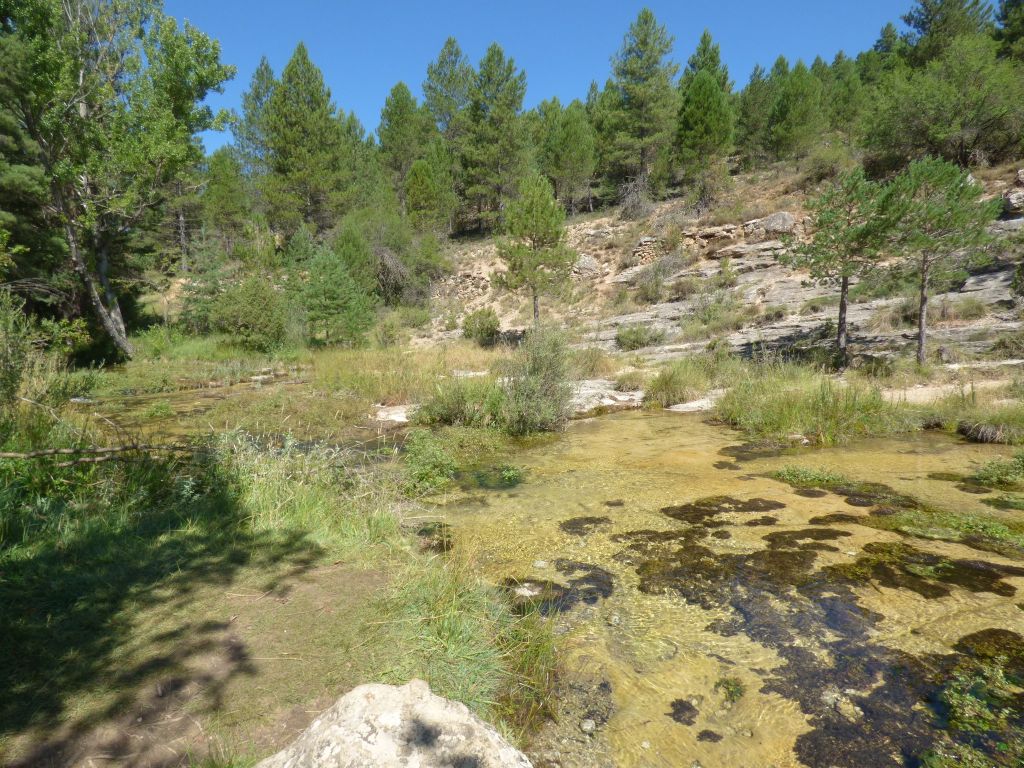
top-left (255, 679), bottom-right (532, 768)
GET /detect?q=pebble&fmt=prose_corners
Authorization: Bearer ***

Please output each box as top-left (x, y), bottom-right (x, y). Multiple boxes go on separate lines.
top-left (641, 741), bottom-right (651, 750)
top-left (580, 718), bottom-right (597, 734)
top-left (607, 613), bottom-right (621, 626)
top-left (533, 560), bottom-right (549, 569)
top-left (742, 729), bottom-right (753, 738)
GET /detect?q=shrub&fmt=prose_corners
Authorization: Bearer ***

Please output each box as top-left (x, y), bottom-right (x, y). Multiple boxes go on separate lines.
top-left (210, 278), bottom-right (288, 352)
top-left (416, 377), bottom-right (505, 428)
top-left (462, 308), bottom-right (501, 347)
top-left (403, 429), bottom-right (458, 495)
top-left (615, 370), bottom-right (647, 392)
top-left (644, 359), bottom-right (710, 407)
top-left (499, 328), bottom-right (573, 436)
top-left (616, 324), bottom-right (666, 351)
top-left (970, 453), bottom-right (1024, 488)
top-left (374, 316), bottom-right (402, 348)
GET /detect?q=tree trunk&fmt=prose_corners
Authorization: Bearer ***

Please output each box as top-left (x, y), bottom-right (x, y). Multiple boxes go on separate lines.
top-left (57, 193), bottom-right (134, 358)
top-left (176, 205), bottom-right (189, 272)
top-left (532, 287), bottom-right (540, 326)
top-left (917, 265), bottom-right (930, 366)
top-left (837, 274), bottom-right (850, 365)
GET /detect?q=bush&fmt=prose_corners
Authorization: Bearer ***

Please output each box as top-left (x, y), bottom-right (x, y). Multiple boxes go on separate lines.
top-left (210, 278), bottom-right (288, 352)
top-left (644, 359), bottom-right (710, 407)
top-left (462, 308), bottom-right (501, 347)
top-left (403, 429), bottom-right (458, 495)
top-left (615, 370), bottom-right (647, 392)
top-left (416, 377), bottom-right (505, 428)
top-left (616, 324), bottom-right (666, 351)
top-left (499, 328), bottom-right (573, 436)
top-left (970, 453), bottom-right (1024, 488)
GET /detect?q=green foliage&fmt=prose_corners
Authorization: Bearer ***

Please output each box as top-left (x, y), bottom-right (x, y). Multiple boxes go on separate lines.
top-left (498, 328), bottom-right (573, 436)
top-left (616, 324), bottom-right (666, 351)
top-left (769, 466), bottom-right (848, 487)
top-left (416, 377), bottom-right (505, 430)
top-left (903, 0), bottom-right (995, 63)
top-left (970, 452), bottom-right (1024, 488)
top-left (680, 29), bottom-right (731, 93)
top-left (606, 9), bottom-right (679, 186)
top-left (210, 278), bottom-right (288, 352)
top-left (864, 35), bottom-right (1024, 166)
top-left (498, 173), bottom-right (574, 322)
top-left (714, 676), bottom-right (746, 704)
top-left (881, 158), bottom-right (1000, 362)
top-left (201, 148), bottom-right (250, 252)
top-left (462, 44), bottom-right (528, 230)
top-left (1, 0), bottom-right (234, 356)
top-left (783, 168), bottom-right (886, 356)
top-left (405, 142), bottom-right (458, 234)
top-left (768, 60), bottom-right (826, 158)
top-left (716, 363), bottom-right (919, 445)
top-left (0, 291), bottom-right (30, 414)
top-left (422, 37), bottom-right (473, 136)
top-left (676, 69), bottom-right (734, 175)
top-left (462, 308), bottom-right (501, 347)
top-left (378, 82), bottom-right (436, 202)
top-left (537, 100), bottom-right (597, 213)
top-left (403, 429), bottom-right (459, 495)
top-left (303, 246), bottom-right (375, 346)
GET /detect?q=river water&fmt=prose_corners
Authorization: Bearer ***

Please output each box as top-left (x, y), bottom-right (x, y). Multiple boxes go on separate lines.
top-left (430, 411), bottom-right (1024, 768)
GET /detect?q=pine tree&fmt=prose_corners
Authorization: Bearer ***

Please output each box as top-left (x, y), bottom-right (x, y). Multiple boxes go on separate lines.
top-left (378, 82), bottom-right (435, 207)
top-left (768, 60), bottom-right (825, 158)
top-left (405, 138), bottom-right (459, 233)
top-left (676, 69), bottom-right (733, 175)
top-left (462, 43), bottom-right (527, 231)
top-left (423, 37), bottom-right (474, 138)
top-left (864, 34), bottom-right (1024, 165)
top-left (262, 42), bottom-right (341, 234)
top-left (548, 101), bottom-right (597, 213)
top-left (303, 245), bottom-right (375, 346)
top-left (736, 65), bottom-right (773, 166)
top-left (824, 53), bottom-right (865, 132)
top-left (903, 0), bottom-right (995, 62)
top-left (783, 169), bottom-right (887, 363)
top-left (680, 30), bottom-right (731, 93)
top-left (998, 0), bottom-right (1024, 57)
top-left (857, 23), bottom-right (910, 85)
top-left (233, 56), bottom-right (275, 177)
top-left (607, 8), bottom-right (679, 190)
top-left (881, 158), bottom-right (1000, 364)
top-left (201, 147), bottom-right (249, 254)
top-left (498, 173), bottom-right (574, 323)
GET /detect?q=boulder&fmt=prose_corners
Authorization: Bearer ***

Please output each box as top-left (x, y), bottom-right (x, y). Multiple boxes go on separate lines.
top-left (713, 240), bottom-right (787, 260)
top-left (573, 253), bottom-right (601, 278)
top-left (255, 680), bottom-right (532, 768)
top-left (1004, 188), bottom-right (1024, 217)
top-left (743, 212), bottom-right (797, 241)
top-left (1016, 168), bottom-right (1024, 187)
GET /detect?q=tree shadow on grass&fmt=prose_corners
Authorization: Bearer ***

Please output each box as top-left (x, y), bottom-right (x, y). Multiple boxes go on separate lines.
top-left (0, 449), bottom-right (324, 766)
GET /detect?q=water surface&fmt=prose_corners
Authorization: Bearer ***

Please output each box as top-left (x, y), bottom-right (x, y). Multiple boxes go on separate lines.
top-left (432, 411), bottom-right (1024, 768)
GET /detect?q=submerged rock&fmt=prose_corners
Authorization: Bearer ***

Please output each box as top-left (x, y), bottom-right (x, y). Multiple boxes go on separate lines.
top-left (254, 679), bottom-right (532, 768)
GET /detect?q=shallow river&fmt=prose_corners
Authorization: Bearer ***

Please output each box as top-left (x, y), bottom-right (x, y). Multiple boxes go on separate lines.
top-left (430, 411), bottom-right (1024, 768)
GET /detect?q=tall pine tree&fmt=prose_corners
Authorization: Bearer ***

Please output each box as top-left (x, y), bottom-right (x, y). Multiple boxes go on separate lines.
top-left (606, 9), bottom-right (679, 191)
top-left (262, 42), bottom-right (341, 234)
top-left (462, 43), bottom-right (527, 231)
top-left (378, 82), bottom-right (435, 209)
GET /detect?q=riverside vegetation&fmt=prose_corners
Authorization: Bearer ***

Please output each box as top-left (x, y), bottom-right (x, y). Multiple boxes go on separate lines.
top-left (3, 0), bottom-right (1024, 766)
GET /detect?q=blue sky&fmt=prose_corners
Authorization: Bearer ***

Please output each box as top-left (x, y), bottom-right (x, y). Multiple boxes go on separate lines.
top-left (163, 0), bottom-right (914, 153)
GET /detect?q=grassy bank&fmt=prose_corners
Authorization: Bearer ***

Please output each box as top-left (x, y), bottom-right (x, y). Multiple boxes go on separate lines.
top-left (0, 349), bottom-right (555, 764)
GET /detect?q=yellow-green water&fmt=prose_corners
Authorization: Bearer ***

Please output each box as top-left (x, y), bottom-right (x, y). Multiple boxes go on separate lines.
top-left (430, 411), bottom-right (1024, 768)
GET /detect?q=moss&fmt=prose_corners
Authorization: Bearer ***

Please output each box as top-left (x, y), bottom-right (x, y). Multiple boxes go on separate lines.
top-left (714, 676), bottom-right (746, 704)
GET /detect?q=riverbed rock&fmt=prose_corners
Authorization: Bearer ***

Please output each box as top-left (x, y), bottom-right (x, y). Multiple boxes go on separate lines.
top-left (254, 679), bottom-right (532, 768)
top-left (1004, 188), bottom-right (1024, 217)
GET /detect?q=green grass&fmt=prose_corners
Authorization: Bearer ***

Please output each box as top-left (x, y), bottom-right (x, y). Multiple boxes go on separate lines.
top-left (716, 363), bottom-right (919, 445)
top-left (642, 353), bottom-right (744, 408)
top-left (0, 368), bottom-right (555, 761)
top-left (969, 452), bottom-right (1024, 489)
